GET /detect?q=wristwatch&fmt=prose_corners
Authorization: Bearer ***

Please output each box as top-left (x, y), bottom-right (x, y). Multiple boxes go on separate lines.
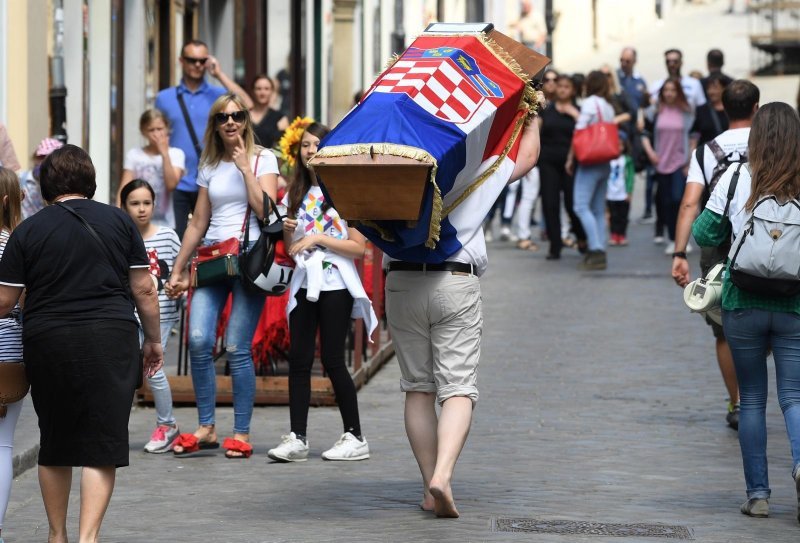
top-left (672, 251), bottom-right (687, 259)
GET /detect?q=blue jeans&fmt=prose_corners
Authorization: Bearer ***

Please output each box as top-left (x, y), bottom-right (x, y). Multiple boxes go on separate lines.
top-left (723, 308), bottom-right (800, 499)
top-left (140, 320), bottom-right (178, 426)
top-left (189, 277), bottom-right (265, 434)
top-left (573, 163), bottom-right (611, 251)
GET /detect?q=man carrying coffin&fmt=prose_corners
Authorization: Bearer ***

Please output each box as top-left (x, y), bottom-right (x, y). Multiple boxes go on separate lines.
top-left (309, 24), bottom-right (547, 518)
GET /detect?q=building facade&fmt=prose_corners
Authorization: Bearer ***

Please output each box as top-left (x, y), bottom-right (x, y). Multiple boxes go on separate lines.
top-left (1, 0), bottom-right (683, 201)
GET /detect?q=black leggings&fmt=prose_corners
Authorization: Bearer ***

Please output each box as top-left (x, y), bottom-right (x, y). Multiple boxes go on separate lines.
top-left (539, 157), bottom-right (586, 256)
top-left (288, 288), bottom-right (361, 437)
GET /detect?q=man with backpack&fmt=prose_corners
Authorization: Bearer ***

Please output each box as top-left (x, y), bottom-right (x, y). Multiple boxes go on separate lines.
top-left (671, 79), bottom-right (760, 429)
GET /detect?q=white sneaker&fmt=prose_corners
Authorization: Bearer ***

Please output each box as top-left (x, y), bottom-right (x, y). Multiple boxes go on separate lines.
top-left (267, 432), bottom-right (309, 462)
top-left (664, 242), bottom-right (675, 255)
top-left (144, 424), bottom-right (180, 454)
top-left (321, 432), bottom-right (370, 461)
top-left (686, 242), bottom-right (694, 254)
top-left (500, 225), bottom-right (512, 241)
top-left (484, 229), bottom-right (494, 243)
top-left (653, 236), bottom-right (665, 245)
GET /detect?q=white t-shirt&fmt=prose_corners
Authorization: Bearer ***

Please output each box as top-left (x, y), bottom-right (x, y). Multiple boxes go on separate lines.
top-left (706, 163), bottom-right (752, 236)
top-left (686, 127), bottom-right (750, 187)
top-left (283, 186), bottom-right (348, 291)
top-left (575, 95), bottom-right (616, 130)
top-left (123, 147), bottom-right (186, 228)
top-left (197, 151), bottom-right (279, 241)
top-left (606, 156), bottom-right (628, 201)
top-left (649, 75), bottom-right (707, 110)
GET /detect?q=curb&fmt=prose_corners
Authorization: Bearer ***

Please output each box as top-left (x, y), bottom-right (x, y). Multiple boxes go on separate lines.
top-left (12, 443), bottom-right (39, 478)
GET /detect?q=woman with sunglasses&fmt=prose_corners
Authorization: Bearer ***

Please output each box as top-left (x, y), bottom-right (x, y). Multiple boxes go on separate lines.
top-left (167, 94), bottom-right (279, 459)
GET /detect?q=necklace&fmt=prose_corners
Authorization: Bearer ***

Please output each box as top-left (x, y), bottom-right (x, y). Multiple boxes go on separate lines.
top-left (54, 194), bottom-right (88, 202)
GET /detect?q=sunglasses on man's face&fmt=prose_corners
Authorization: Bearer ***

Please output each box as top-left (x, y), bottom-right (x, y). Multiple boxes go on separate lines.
top-left (544, 77), bottom-right (557, 83)
top-left (182, 56), bottom-right (208, 66)
top-left (665, 58), bottom-right (681, 65)
top-left (214, 111), bottom-right (248, 125)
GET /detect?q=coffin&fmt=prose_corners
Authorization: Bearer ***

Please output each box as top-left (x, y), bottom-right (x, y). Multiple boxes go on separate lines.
top-left (309, 22), bottom-right (550, 262)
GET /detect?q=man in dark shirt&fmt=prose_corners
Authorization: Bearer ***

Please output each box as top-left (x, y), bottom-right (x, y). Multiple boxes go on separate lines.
top-left (701, 49), bottom-right (734, 99)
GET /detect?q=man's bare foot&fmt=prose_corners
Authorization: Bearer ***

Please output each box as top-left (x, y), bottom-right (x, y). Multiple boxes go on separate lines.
top-left (420, 489), bottom-right (435, 511)
top-left (429, 480), bottom-right (459, 518)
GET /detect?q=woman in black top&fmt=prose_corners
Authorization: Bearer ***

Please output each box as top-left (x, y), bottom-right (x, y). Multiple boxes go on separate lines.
top-left (0, 145), bottom-right (162, 543)
top-left (250, 74), bottom-right (289, 148)
top-left (692, 73), bottom-right (729, 147)
top-left (537, 75), bottom-right (586, 259)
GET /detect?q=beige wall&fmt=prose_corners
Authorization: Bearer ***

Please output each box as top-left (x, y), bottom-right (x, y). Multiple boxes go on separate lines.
top-left (550, 0), bottom-right (658, 72)
top-left (5, 0), bottom-right (49, 170)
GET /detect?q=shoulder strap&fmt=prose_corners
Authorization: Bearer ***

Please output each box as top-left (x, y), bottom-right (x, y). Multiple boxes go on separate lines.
top-left (696, 144), bottom-right (707, 185)
top-left (707, 139), bottom-right (727, 162)
top-left (722, 163), bottom-right (743, 218)
top-left (175, 89), bottom-right (203, 158)
top-left (56, 202), bottom-right (126, 291)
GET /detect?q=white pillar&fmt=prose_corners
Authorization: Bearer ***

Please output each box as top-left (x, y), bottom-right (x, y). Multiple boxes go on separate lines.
top-left (123, 0), bottom-right (146, 159)
top-left (88, 0), bottom-right (111, 204)
top-left (0, 0), bottom-right (7, 123)
top-left (63, 0), bottom-right (84, 148)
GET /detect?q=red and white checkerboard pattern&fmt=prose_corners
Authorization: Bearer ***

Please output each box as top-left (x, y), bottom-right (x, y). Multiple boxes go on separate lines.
top-left (370, 59), bottom-right (485, 124)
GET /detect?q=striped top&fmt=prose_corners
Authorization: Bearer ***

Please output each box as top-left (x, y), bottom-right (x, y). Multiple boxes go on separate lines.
top-left (141, 226), bottom-right (181, 323)
top-left (0, 229), bottom-right (23, 361)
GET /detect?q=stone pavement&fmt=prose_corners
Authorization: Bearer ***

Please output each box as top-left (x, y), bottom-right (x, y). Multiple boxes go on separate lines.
top-left (5, 200), bottom-right (800, 541)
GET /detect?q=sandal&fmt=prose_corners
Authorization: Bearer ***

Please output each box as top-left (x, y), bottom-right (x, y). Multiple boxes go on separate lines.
top-left (223, 437), bottom-right (253, 459)
top-left (172, 433), bottom-right (220, 456)
top-left (516, 239), bottom-right (539, 252)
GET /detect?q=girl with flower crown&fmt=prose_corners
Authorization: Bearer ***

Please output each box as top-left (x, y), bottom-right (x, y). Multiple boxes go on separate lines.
top-left (267, 122), bottom-right (377, 463)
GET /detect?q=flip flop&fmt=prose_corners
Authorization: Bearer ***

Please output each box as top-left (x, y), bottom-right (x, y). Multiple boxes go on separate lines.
top-left (172, 433), bottom-right (220, 456)
top-left (223, 437), bottom-right (253, 459)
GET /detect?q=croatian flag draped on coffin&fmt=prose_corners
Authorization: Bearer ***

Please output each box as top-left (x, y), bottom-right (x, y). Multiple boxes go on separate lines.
top-left (310, 26), bottom-right (546, 267)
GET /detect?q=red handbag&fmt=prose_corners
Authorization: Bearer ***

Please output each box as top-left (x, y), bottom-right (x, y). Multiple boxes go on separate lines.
top-left (572, 101), bottom-right (621, 165)
top-left (190, 237), bottom-right (241, 288)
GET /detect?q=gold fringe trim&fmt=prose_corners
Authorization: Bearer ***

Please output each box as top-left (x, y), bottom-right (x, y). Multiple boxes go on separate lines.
top-left (313, 143), bottom-right (443, 249)
top-left (480, 34), bottom-right (531, 85)
top-left (383, 53), bottom-right (400, 72)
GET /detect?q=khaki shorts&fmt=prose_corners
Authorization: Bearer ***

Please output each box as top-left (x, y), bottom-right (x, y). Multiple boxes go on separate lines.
top-left (385, 270), bottom-right (482, 405)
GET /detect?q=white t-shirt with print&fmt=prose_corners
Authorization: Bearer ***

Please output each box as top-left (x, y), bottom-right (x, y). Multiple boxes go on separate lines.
top-left (705, 163), bottom-right (752, 236)
top-left (686, 127), bottom-right (750, 186)
top-left (123, 147), bottom-right (186, 227)
top-left (283, 185), bottom-right (348, 291)
top-left (606, 156), bottom-right (628, 201)
top-left (197, 151), bottom-right (279, 241)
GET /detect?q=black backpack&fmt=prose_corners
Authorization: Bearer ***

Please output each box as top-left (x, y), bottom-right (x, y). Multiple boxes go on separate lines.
top-left (697, 139), bottom-right (747, 207)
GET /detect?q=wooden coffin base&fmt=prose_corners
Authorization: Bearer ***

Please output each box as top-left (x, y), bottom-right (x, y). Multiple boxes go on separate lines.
top-left (136, 340), bottom-right (395, 407)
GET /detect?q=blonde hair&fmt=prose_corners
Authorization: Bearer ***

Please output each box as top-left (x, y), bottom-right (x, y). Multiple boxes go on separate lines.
top-left (139, 108), bottom-right (170, 132)
top-left (0, 167), bottom-right (22, 232)
top-left (200, 94), bottom-right (258, 169)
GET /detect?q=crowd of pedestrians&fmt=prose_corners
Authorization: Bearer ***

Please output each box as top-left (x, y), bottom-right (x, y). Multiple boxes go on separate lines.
top-left (1, 31), bottom-right (800, 541)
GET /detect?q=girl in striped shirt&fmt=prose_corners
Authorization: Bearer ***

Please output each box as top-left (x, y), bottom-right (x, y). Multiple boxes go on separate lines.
top-left (122, 179), bottom-right (182, 453)
top-left (0, 167), bottom-right (24, 543)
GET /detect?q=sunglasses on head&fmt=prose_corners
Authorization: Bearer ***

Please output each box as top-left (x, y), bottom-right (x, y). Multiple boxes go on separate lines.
top-left (183, 56), bottom-right (208, 65)
top-left (214, 111), bottom-right (248, 125)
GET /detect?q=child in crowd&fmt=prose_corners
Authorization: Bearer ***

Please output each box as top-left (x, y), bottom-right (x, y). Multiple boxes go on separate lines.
top-left (0, 167), bottom-right (24, 543)
top-left (18, 138), bottom-right (63, 219)
top-left (267, 122), bottom-right (377, 463)
top-left (121, 179), bottom-right (182, 453)
top-left (118, 109), bottom-right (185, 228)
top-left (606, 139), bottom-right (635, 246)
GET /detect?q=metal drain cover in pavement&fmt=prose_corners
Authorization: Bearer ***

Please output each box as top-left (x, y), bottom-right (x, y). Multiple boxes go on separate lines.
top-left (492, 518), bottom-right (693, 539)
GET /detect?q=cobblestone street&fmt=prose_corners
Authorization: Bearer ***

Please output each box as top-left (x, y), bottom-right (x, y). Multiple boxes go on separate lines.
top-left (5, 207), bottom-right (800, 542)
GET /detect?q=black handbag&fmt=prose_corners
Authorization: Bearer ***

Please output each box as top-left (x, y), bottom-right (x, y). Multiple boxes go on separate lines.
top-left (239, 193), bottom-right (295, 295)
